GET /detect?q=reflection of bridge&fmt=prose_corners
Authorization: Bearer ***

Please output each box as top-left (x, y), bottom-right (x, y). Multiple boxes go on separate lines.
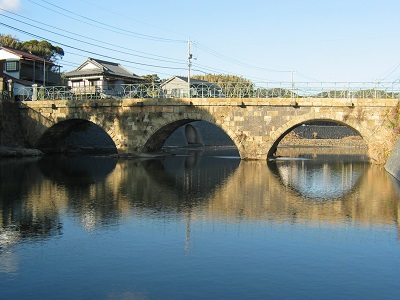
top-left (2, 156), bottom-right (399, 239)
top-left (18, 95), bottom-right (398, 160)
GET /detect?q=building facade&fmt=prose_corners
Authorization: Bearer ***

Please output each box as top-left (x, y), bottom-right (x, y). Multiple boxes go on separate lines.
top-left (65, 58), bottom-right (144, 97)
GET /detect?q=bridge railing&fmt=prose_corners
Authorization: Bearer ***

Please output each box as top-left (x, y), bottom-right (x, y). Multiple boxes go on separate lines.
top-left (15, 82), bottom-right (400, 101)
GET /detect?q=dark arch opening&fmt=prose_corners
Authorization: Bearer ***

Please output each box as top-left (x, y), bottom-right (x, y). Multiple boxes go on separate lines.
top-left (268, 119), bottom-right (367, 158)
top-left (36, 119), bottom-right (118, 154)
top-left (143, 120), bottom-right (239, 157)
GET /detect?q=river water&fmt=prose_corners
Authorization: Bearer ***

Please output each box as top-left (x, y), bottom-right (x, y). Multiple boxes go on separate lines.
top-left (1, 147), bottom-right (400, 299)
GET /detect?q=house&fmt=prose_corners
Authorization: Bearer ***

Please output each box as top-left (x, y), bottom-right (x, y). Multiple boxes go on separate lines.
top-left (65, 58), bottom-right (145, 97)
top-left (161, 76), bottom-right (224, 98)
top-left (0, 46), bottom-right (61, 98)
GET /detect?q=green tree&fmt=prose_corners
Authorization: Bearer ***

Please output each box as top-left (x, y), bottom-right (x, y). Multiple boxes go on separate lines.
top-left (21, 40), bottom-right (64, 63)
top-left (0, 34), bottom-right (64, 63)
top-left (0, 34), bottom-right (22, 49)
top-left (192, 74), bottom-right (255, 97)
top-left (142, 74), bottom-right (161, 84)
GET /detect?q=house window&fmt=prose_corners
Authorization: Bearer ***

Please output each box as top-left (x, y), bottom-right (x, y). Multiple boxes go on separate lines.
top-left (5, 61), bottom-right (19, 72)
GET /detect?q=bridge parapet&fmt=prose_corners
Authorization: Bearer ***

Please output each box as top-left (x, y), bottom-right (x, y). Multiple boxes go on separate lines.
top-left (20, 96), bottom-right (398, 108)
top-left (14, 82), bottom-right (400, 101)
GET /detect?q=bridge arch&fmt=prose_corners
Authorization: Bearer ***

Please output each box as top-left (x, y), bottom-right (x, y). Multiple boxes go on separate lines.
top-left (138, 111), bottom-right (245, 155)
top-left (36, 119), bottom-right (120, 154)
top-left (267, 111), bottom-right (373, 157)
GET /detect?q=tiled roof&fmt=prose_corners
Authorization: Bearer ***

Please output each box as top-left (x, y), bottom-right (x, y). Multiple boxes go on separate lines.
top-left (1, 73), bottom-right (36, 86)
top-left (65, 57), bottom-right (143, 80)
top-left (0, 46), bottom-right (52, 64)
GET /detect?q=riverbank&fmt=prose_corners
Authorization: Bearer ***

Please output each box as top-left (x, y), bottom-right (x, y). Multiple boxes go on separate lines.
top-left (0, 147), bottom-right (43, 158)
top-left (279, 135), bottom-right (367, 148)
top-left (0, 137), bottom-right (367, 158)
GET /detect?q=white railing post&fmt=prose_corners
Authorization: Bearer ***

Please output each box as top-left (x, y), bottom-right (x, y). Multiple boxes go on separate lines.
top-left (32, 84), bottom-right (38, 101)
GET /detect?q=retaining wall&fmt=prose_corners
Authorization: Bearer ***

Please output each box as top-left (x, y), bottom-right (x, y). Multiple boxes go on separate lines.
top-left (385, 138), bottom-right (400, 181)
top-left (0, 100), bottom-right (25, 147)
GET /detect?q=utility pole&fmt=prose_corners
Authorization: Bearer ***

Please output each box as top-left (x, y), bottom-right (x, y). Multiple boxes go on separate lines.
top-left (43, 59), bottom-right (46, 87)
top-left (291, 69), bottom-right (294, 98)
top-left (188, 39), bottom-right (192, 99)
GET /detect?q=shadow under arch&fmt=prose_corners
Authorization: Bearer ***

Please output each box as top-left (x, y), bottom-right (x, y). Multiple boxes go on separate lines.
top-left (141, 117), bottom-right (241, 155)
top-left (38, 155), bottom-right (117, 186)
top-left (267, 118), bottom-right (367, 158)
top-left (36, 119), bottom-right (118, 154)
top-left (137, 154), bottom-right (241, 207)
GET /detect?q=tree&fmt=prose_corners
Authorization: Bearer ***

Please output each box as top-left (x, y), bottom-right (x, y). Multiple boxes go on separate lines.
top-left (142, 74), bottom-right (161, 84)
top-left (0, 34), bottom-right (22, 49)
top-left (192, 74), bottom-right (255, 97)
top-left (0, 34), bottom-right (64, 63)
top-left (21, 40), bottom-right (64, 63)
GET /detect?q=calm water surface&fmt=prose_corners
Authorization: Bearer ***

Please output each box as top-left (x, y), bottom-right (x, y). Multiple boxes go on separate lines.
top-left (1, 148), bottom-right (400, 299)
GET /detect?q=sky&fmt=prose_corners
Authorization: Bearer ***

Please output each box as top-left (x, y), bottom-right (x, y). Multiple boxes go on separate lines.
top-left (1, 0), bottom-right (400, 84)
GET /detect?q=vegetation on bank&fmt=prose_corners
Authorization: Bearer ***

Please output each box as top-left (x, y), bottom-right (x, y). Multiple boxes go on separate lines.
top-left (0, 146), bottom-right (42, 157)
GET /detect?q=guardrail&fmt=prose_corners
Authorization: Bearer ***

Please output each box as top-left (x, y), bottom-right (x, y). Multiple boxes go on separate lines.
top-left (14, 82), bottom-right (400, 101)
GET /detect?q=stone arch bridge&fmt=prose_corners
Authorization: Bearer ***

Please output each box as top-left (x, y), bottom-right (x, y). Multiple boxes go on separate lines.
top-left (18, 96), bottom-right (399, 161)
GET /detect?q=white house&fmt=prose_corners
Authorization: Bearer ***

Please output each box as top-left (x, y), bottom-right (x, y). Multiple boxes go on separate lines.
top-left (0, 46), bottom-right (61, 99)
top-left (65, 58), bottom-right (144, 97)
top-left (161, 76), bottom-right (224, 98)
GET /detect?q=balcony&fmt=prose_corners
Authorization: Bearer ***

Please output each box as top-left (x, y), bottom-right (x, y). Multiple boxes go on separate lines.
top-left (19, 67), bottom-right (61, 85)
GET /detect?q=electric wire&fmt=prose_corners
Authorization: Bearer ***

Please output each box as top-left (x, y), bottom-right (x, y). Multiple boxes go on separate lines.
top-left (377, 63), bottom-right (400, 82)
top-left (195, 42), bottom-right (292, 73)
top-left (0, 8), bottom-right (186, 64)
top-left (28, 0), bottom-right (186, 43)
top-left (78, 0), bottom-right (187, 41)
top-left (0, 22), bottom-right (187, 71)
top-left (1, 3), bottom-right (320, 82)
top-left (27, 0), bottom-right (304, 80)
top-left (65, 50), bottom-right (177, 77)
top-left (0, 11), bottom-right (187, 66)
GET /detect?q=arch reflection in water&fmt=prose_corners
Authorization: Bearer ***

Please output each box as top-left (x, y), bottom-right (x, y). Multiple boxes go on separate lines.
top-left (138, 150), bottom-right (241, 206)
top-left (38, 155), bottom-right (117, 185)
top-left (269, 155), bottom-right (368, 200)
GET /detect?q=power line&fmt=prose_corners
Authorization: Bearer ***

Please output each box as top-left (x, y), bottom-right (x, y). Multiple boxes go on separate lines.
top-left (376, 62), bottom-right (400, 82)
top-left (0, 11), bottom-right (187, 66)
top-left (79, 0), bottom-right (188, 41)
top-left (194, 42), bottom-right (292, 73)
top-left (27, 0), bottom-right (186, 43)
top-left (24, 0), bottom-right (300, 80)
top-left (0, 22), bottom-right (187, 71)
top-left (65, 51), bottom-right (177, 77)
top-left (0, 8), bottom-right (186, 64)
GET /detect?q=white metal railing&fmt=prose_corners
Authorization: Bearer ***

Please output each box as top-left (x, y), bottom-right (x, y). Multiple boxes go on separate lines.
top-left (14, 82), bottom-right (400, 101)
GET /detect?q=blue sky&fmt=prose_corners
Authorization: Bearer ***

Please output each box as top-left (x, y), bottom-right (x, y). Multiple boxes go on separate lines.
top-left (1, 0), bottom-right (400, 83)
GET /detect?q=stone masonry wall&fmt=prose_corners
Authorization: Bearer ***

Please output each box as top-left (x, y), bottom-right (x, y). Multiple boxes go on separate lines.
top-left (19, 97), bottom-right (399, 161)
top-left (0, 100), bottom-right (25, 147)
